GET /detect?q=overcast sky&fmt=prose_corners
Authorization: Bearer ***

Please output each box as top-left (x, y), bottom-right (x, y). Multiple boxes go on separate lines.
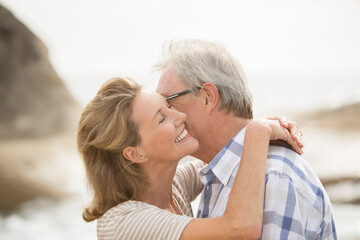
top-left (1, 0), bottom-right (360, 110)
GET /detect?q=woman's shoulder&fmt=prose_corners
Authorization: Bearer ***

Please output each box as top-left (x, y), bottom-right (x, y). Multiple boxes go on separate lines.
top-left (97, 200), bottom-right (193, 240)
top-left (173, 159), bottom-right (205, 213)
top-left (97, 201), bottom-right (158, 238)
top-left (175, 159), bottom-right (205, 179)
top-left (99, 200), bottom-right (154, 220)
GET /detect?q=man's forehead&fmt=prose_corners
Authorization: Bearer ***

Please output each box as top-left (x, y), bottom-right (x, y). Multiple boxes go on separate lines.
top-left (156, 68), bottom-right (185, 96)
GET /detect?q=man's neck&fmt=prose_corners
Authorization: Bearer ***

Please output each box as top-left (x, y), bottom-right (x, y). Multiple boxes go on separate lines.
top-left (192, 113), bottom-right (251, 164)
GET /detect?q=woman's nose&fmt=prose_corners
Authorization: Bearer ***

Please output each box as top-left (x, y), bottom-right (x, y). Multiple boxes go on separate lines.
top-left (173, 109), bottom-right (187, 127)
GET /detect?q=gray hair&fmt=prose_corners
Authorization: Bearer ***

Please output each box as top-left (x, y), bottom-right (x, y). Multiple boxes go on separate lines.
top-left (155, 39), bottom-right (253, 119)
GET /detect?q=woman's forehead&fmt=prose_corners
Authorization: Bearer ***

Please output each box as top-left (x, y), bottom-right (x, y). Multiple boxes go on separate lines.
top-left (132, 89), bottom-right (165, 121)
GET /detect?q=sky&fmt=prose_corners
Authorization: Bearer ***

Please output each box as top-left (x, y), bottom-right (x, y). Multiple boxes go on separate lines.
top-left (1, 0), bottom-right (360, 110)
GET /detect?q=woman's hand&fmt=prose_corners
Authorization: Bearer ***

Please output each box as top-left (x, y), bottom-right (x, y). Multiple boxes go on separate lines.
top-left (267, 115), bottom-right (304, 148)
top-left (253, 118), bottom-right (304, 155)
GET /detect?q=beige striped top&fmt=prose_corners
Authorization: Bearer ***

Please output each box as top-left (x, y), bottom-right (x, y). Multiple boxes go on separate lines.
top-left (97, 160), bottom-right (204, 240)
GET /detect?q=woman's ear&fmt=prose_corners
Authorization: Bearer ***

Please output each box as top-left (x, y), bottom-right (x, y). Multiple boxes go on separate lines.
top-left (201, 82), bottom-right (219, 111)
top-left (122, 146), bottom-right (148, 163)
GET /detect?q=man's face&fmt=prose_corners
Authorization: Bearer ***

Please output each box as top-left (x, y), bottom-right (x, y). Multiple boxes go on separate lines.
top-left (156, 67), bottom-right (206, 154)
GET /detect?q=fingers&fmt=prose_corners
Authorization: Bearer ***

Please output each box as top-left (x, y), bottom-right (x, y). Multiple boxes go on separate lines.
top-left (268, 115), bottom-right (304, 150)
top-left (284, 130), bottom-right (304, 155)
top-left (267, 115), bottom-right (288, 128)
top-left (296, 132), bottom-right (305, 149)
top-left (287, 121), bottom-right (305, 148)
top-left (263, 117), bottom-right (305, 154)
top-left (291, 141), bottom-right (304, 155)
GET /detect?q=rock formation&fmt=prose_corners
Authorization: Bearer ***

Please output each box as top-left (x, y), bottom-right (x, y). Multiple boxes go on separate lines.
top-left (296, 102), bottom-right (360, 132)
top-left (0, 5), bottom-right (79, 139)
top-left (0, 4), bottom-right (81, 210)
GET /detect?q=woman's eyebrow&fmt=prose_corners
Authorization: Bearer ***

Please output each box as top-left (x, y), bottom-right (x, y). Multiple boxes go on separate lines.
top-left (152, 108), bottom-right (162, 121)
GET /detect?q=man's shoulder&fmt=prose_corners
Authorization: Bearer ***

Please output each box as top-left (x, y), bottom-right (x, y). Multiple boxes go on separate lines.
top-left (265, 145), bottom-right (325, 206)
top-left (266, 145), bottom-right (312, 177)
top-left (263, 146), bottom-right (337, 238)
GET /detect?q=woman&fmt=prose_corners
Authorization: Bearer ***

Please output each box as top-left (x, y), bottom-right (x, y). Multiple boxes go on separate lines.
top-left (77, 77), bottom-right (303, 240)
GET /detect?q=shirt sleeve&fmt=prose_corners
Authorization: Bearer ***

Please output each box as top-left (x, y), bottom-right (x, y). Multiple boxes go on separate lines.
top-left (174, 160), bottom-right (205, 202)
top-left (314, 195), bottom-right (338, 239)
top-left (261, 171), bottom-right (310, 239)
top-left (97, 203), bottom-right (193, 240)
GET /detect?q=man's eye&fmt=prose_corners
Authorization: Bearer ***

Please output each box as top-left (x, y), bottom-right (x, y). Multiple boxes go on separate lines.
top-left (167, 104), bottom-right (172, 109)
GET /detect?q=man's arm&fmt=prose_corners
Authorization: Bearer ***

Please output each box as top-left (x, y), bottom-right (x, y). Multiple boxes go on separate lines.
top-left (261, 171), bottom-right (307, 239)
top-left (261, 152), bottom-right (337, 240)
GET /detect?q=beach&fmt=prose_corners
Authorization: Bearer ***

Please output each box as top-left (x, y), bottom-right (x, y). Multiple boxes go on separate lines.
top-left (1, 0), bottom-right (359, 239)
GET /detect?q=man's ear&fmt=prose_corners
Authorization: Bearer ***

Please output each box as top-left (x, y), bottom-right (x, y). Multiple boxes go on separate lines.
top-left (201, 82), bottom-right (219, 111)
top-left (122, 146), bottom-right (148, 163)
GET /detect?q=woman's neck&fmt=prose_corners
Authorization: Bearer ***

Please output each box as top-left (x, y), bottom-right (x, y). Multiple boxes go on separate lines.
top-left (140, 161), bottom-right (180, 214)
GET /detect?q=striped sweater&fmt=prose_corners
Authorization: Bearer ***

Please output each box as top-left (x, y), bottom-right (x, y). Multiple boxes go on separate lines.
top-left (97, 160), bottom-right (204, 240)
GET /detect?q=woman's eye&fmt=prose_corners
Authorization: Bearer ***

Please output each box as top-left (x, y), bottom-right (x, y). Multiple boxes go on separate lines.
top-left (167, 104), bottom-right (172, 109)
top-left (159, 115), bottom-right (166, 124)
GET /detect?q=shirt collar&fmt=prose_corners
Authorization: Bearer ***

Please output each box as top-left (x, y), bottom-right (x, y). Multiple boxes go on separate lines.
top-left (199, 127), bottom-right (247, 186)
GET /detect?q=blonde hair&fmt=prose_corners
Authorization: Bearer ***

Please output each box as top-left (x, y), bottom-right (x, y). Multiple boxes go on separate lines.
top-left (155, 39), bottom-right (253, 119)
top-left (77, 77), bottom-right (147, 222)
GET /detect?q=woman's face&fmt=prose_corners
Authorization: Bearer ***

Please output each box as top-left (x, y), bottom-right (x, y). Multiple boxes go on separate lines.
top-left (131, 89), bottom-right (199, 163)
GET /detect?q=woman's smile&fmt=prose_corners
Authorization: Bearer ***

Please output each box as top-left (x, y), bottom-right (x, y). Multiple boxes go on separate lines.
top-left (175, 128), bottom-right (189, 143)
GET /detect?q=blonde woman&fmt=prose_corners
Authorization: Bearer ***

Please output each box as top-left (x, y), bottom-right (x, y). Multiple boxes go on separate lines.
top-left (77, 77), bottom-right (303, 240)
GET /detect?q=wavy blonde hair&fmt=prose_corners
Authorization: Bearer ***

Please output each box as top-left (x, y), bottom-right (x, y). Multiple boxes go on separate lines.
top-left (77, 77), bottom-right (147, 222)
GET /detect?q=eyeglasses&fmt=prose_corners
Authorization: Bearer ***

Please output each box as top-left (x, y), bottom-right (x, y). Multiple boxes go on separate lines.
top-left (165, 90), bottom-right (191, 101)
top-left (165, 87), bottom-right (202, 101)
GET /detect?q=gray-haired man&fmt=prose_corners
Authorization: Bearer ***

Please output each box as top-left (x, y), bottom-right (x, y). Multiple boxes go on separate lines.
top-left (156, 39), bottom-right (337, 239)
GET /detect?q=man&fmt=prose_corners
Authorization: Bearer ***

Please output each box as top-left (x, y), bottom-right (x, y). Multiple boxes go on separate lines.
top-left (155, 39), bottom-right (337, 239)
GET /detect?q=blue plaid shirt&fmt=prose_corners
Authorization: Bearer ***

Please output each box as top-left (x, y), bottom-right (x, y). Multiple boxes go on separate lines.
top-left (197, 127), bottom-right (337, 239)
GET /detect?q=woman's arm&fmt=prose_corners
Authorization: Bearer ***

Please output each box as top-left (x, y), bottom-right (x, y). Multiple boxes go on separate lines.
top-left (180, 120), bottom-right (298, 240)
